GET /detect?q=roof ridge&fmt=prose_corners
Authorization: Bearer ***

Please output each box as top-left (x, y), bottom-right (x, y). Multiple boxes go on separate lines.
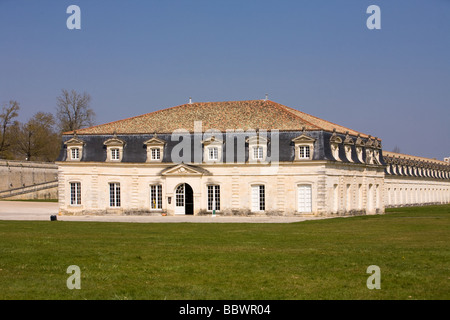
top-left (278, 103), bottom-right (371, 138)
top-left (265, 100), bottom-right (321, 130)
top-left (69, 99), bottom-right (284, 135)
top-left (67, 99), bottom-right (375, 137)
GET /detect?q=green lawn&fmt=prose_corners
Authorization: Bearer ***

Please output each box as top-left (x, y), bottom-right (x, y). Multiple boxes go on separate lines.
top-left (0, 205), bottom-right (449, 300)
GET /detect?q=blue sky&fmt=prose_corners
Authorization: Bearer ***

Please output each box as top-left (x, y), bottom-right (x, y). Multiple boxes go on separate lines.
top-left (1, 0), bottom-right (449, 160)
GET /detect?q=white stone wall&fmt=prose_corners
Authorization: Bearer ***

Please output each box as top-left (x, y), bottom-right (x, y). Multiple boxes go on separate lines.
top-left (384, 176), bottom-right (450, 207)
top-left (322, 163), bottom-right (385, 215)
top-left (57, 161), bottom-right (387, 216)
top-left (0, 160), bottom-right (58, 191)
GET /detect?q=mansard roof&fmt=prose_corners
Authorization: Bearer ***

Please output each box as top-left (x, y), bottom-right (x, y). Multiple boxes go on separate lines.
top-left (384, 151), bottom-right (450, 166)
top-left (67, 99), bottom-right (372, 138)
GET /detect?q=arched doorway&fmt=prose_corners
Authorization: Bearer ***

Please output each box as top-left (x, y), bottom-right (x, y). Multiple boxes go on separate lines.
top-left (175, 183), bottom-right (194, 215)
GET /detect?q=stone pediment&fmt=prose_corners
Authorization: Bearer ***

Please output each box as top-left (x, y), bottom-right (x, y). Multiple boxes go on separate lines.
top-left (291, 134), bottom-right (316, 143)
top-left (201, 136), bottom-right (223, 145)
top-left (161, 164), bottom-right (210, 176)
top-left (246, 135), bottom-right (269, 144)
top-left (144, 136), bottom-right (166, 146)
top-left (64, 137), bottom-right (84, 146)
top-left (104, 137), bottom-right (125, 146)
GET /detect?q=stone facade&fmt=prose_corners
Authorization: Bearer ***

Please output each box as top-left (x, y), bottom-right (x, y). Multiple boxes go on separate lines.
top-left (383, 152), bottom-right (450, 207)
top-left (56, 160), bottom-right (387, 216)
top-left (55, 100), bottom-right (450, 216)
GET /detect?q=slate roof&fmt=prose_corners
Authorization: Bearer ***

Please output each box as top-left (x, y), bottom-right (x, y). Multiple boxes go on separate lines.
top-left (68, 100), bottom-right (372, 138)
top-left (384, 151), bottom-right (450, 166)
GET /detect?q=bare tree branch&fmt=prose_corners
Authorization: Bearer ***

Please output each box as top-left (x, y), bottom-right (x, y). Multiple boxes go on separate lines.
top-left (56, 89), bottom-right (95, 133)
top-left (0, 100), bottom-right (20, 156)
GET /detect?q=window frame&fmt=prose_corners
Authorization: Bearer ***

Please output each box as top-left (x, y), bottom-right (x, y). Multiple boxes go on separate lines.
top-left (109, 182), bottom-right (121, 207)
top-left (71, 147), bottom-right (80, 160)
top-left (150, 184), bottom-right (163, 210)
top-left (111, 148), bottom-right (120, 161)
top-left (208, 147), bottom-right (219, 161)
top-left (207, 185), bottom-right (220, 212)
top-left (151, 148), bottom-right (161, 161)
top-left (251, 184), bottom-right (265, 212)
top-left (253, 146), bottom-right (264, 160)
top-left (70, 182), bottom-right (81, 206)
top-left (298, 145), bottom-right (310, 159)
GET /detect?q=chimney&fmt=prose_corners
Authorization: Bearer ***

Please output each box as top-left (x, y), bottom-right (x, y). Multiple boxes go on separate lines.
top-left (264, 93), bottom-right (268, 101)
top-left (189, 97), bottom-right (192, 104)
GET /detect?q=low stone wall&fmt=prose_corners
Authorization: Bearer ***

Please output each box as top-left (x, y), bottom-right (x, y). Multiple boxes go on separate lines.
top-left (0, 160), bottom-right (58, 191)
top-left (0, 181), bottom-right (58, 200)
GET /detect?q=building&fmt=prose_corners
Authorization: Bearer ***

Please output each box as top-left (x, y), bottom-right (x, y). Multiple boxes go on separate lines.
top-left (55, 99), bottom-right (450, 216)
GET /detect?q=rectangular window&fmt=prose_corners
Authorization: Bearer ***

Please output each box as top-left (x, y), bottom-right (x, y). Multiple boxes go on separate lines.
top-left (109, 183), bottom-right (121, 207)
top-left (150, 184), bottom-right (162, 209)
top-left (207, 185), bottom-right (220, 211)
top-left (208, 147), bottom-right (218, 161)
top-left (251, 185), bottom-right (265, 211)
top-left (111, 148), bottom-right (120, 160)
top-left (299, 146), bottom-right (310, 159)
top-left (70, 182), bottom-right (81, 205)
top-left (71, 148), bottom-right (80, 160)
top-left (151, 148), bottom-right (161, 160)
top-left (298, 185), bottom-right (312, 213)
top-left (253, 146), bottom-right (264, 160)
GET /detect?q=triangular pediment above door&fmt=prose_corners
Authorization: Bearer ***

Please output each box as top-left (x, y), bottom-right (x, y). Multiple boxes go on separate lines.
top-left (161, 164), bottom-right (211, 176)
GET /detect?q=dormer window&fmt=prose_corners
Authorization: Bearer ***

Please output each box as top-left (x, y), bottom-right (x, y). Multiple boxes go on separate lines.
top-left (355, 135), bottom-right (365, 163)
top-left (104, 134), bottom-right (125, 162)
top-left (144, 135), bottom-right (165, 163)
top-left (247, 135), bottom-right (268, 162)
top-left (292, 130), bottom-right (315, 161)
top-left (365, 136), bottom-right (375, 165)
top-left (372, 137), bottom-right (382, 165)
top-left (373, 149), bottom-right (381, 165)
top-left (344, 145), bottom-right (352, 162)
top-left (366, 149), bottom-right (374, 164)
top-left (64, 134), bottom-right (84, 162)
top-left (343, 132), bottom-right (354, 162)
top-left (202, 135), bottom-right (223, 163)
top-left (330, 130), bottom-right (342, 161)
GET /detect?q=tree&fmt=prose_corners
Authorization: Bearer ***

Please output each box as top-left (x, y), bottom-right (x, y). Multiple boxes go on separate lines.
top-left (13, 112), bottom-right (61, 161)
top-left (0, 100), bottom-right (20, 158)
top-left (56, 89), bottom-right (95, 133)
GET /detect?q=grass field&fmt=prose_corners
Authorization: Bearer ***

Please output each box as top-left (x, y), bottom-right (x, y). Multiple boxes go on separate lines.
top-left (0, 205), bottom-right (449, 300)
